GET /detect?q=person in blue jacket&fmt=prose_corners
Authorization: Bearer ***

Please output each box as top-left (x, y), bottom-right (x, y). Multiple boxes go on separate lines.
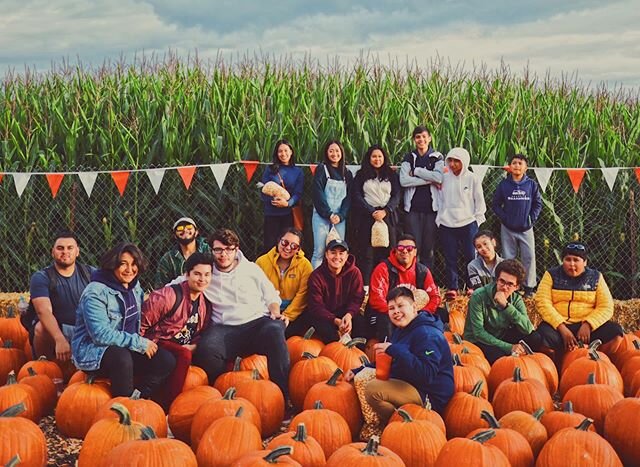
top-left (72, 242), bottom-right (175, 398)
top-left (261, 139), bottom-right (304, 253)
top-left (346, 286), bottom-right (454, 422)
top-left (492, 154), bottom-right (543, 296)
top-left (311, 139), bottom-right (353, 268)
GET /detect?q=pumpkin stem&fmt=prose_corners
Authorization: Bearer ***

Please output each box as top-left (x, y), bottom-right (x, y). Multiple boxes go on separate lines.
top-left (588, 339), bottom-right (602, 351)
top-left (233, 356), bottom-right (243, 371)
top-left (532, 408), bottom-right (545, 420)
top-left (27, 367), bottom-right (37, 377)
top-left (397, 408), bottom-right (414, 423)
top-left (563, 401), bottom-right (574, 413)
top-left (37, 355), bottom-right (49, 361)
top-left (313, 400), bottom-right (324, 410)
top-left (235, 406), bottom-right (244, 418)
top-left (461, 347), bottom-right (471, 355)
top-left (586, 373), bottom-right (596, 385)
top-left (86, 374), bottom-right (97, 385)
top-left (587, 347), bottom-right (600, 361)
top-left (1, 403), bottom-right (26, 418)
top-left (130, 389), bottom-right (142, 400)
top-left (422, 398), bottom-right (433, 410)
top-left (518, 340), bottom-right (534, 355)
top-left (452, 353), bottom-right (463, 366)
top-left (346, 337), bottom-right (367, 348)
top-left (303, 327), bottom-right (316, 340)
top-left (140, 426), bottom-right (157, 440)
top-left (512, 366), bottom-right (524, 382)
top-left (251, 369), bottom-right (261, 380)
top-left (6, 306), bottom-right (17, 318)
top-left (632, 340), bottom-right (640, 350)
top-left (575, 418), bottom-right (595, 431)
top-left (109, 403), bottom-right (132, 426)
top-left (292, 423), bottom-right (308, 442)
top-left (452, 333), bottom-right (463, 345)
top-left (326, 368), bottom-right (343, 386)
top-left (5, 371), bottom-right (17, 385)
top-left (361, 435), bottom-right (382, 456)
top-left (223, 387), bottom-right (237, 400)
top-left (360, 355), bottom-right (370, 365)
top-left (470, 380), bottom-right (485, 397)
top-left (480, 410), bottom-right (500, 428)
top-left (3, 341), bottom-right (13, 349)
top-left (470, 429), bottom-right (497, 444)
top-left (302, 352), bottom-right (317, 360)
top-left (4, 454), bottom-right (21, 467)
top-left (264, 446), bottom-right (293, 463)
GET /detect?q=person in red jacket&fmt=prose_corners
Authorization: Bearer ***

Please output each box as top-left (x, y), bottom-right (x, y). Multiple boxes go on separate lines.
top-left (141, 252), bottom-right (213, 408)
top-left (368, 233), bottom-right (441, 340)
top-left (305, 239), bottom-right (367, 343)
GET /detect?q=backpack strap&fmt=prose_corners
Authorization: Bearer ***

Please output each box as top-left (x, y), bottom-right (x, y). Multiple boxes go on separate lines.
top-left (44, 265), bottom-right (58, 293)
top-left (76, 263), bottom-right (92, 285)
top-left (383, 259), bottom-right (399, 290)
top-left (415, 262), bottom-right (429, 291)
top-left (166, 283), bottom-right (184, 320)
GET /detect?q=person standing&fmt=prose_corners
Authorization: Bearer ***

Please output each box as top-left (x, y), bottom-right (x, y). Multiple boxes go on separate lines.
top-left (492, 154), bottom-right (542, 296)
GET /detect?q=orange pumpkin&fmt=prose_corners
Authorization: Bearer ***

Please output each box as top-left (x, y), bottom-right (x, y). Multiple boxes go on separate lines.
top-left (235, 369), bottom-right (285, 437)
top-left (213, 356), bottom-right (253, 394)
top-left (68, 370), bottom-right (111, 387)
top-left (448, 308), bottom-right (466, 335)
top-left (239, 354), bottom-right (269, 380)
top-left (467, 411), bottom-right (534, 467)
top-left (561, 339), bottom-right (610, 375)
top-left (326, 436), bottom-right (406, 467)
top-left (287, 327), bottom-right (324, 365)
top-left (0, 308), bottom-right (29, 350)
top-left (290, 400), bottom-right (352, 459)
top-left (603, 397), bottom-right (640, 467)
top-left (92, 389), bottom-right (167, 438)
top-left (55, 374), bottom-right (112, 439)
top-left (18, 367), bottom-right (57, 416)
top-left (17, 356), bottom-right (63, 382)
top-left (267, 423), bottom-right (326, 467)
top-left (442, 380), bottom-right (493, 439)
top-left (492, 367), bottom-right (553, 419)
top-left (620, 353), bottom-right (640, 396)
top-left (540, 400), bottom-right (595, 438)
top-left (559, 347), bottom-right (623, 397)
top-left (448, 333), bottom-right (484, 356)
top-left (452, 354), bottom-right (488, 398)
top-left (388, 401), bottom-right (446, 435)
top-left (167, 385), bottom-right (221, 443)
top-left (611, 338), bottom-right (640, 371)
top-left (498, 408), bottom-right (548, 458)
top-left (610, 333), bottom-right (640, 367)
top-left (288, 352), bottom-right (338, 409)
top-left (519, 340), bottom-right (559, 395)
top-left (0, 403), bottom-right (47, 467)
top-left (435, 430), bottom-right (510, 467)
top-left (181, 365), bottom-right (208, 393)
top-left (0, 341), bottom-right (27, 386)
top-left (319, 337), bottom-right (367, 374)
top-left (0, 371), bottom-right (40, 421)
top-left (232, 446), bottom-right (301, 466)
top-left (631, 370), bottom-right (640, 397)
top-left (562, 373), bottom-right (624, 433)
top-left (487, 352), bottom-right (548, 398)
top-left (456, 347), bottom-right (491, 377)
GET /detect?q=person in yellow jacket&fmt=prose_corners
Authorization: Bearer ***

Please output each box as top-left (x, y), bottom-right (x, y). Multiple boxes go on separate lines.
top-left (256, 227), bottom-right (313, 338)
top-left (535, 242), bottom-right (623, 357)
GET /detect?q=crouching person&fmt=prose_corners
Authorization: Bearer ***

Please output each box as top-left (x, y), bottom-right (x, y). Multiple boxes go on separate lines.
top-left (141, 252), bottom-right (213, 408)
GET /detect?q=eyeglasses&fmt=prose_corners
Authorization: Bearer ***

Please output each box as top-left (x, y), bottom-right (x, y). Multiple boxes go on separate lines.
top-left (497, 277), bottom-right (518, 289)
top-left (396, 245), bottom-right (416, 253)
top-left (279, 239), bottom-right (300, 251)
top-left (566, 243), bottom-right (586, 251)
top-left (175, 224), bottom-right (195, 232)
top-left (212, 246), bottom-right (237, 256)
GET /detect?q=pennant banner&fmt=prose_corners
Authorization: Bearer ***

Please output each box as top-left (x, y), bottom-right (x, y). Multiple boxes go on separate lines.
top-left (567, 169), bottom-right (587, 193)
top-left (177, 166), bottom-right (196, 190)
top-left (0, 173), bottom-right (3, 184)
top-left (601, 167), bottom-right (619, 192)
top-left (533, 167), bottom-right (554, 193)
top-left (13, 173), bottom-right (31, 198)
top-left (210, 163), bottom-right (231, 189)
top-left (241, 161), bottom-right (259, 182)
top-left (309, 164), bottom-right (318, 176)
top-left (46, 174), bottom-right (64, 198)
top-left (346, 165), bottom-right (359, 178)
top-left (111, 171), bottom-right (130, 197)
top-left (469, 164), bottom-right (489, 183)
top-left (146, 168), bottom-right (166, 195)
top-left (78, 172), bottom-right (98, 197)
top-left (635, 168), bottom-right (640, 185)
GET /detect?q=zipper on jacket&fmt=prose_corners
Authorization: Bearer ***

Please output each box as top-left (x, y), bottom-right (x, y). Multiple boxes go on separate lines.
top-left (567, 289), bottom-right (574, 321)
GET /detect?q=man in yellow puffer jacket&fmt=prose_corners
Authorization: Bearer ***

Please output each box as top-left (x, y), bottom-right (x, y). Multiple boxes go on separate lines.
top-left (256, 228), bottom-right (313, 338)
top-left (535, 242), bottom-right (623, 357)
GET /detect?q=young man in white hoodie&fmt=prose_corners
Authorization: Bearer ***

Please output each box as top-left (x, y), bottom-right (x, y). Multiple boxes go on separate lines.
top-left (435, 147), bottom-right (486, 297)
top-left (190, 228), bottom-right (290, 400)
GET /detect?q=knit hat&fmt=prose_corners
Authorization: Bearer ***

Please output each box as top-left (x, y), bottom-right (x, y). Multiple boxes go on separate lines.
top-left (561, 242), bottom-right (588, 260)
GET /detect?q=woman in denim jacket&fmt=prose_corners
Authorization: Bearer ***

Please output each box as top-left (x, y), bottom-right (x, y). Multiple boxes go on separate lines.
top-left (72, 242), bottom-right (175, 398)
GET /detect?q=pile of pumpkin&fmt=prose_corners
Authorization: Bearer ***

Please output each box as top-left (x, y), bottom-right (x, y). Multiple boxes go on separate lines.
top-left (2, 308), bottom-right (640, 466)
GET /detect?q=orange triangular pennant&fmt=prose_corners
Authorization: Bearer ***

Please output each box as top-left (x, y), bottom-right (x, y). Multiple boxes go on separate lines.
top-left (309, 164), bottom-right (318, 176)
top-left (111, 171), bottom-right (130, 197)
top-left (46, 173), bottom-right (65, 198)
top-left (0, 173), bottom-right (3, 184)
top-left (635, 168), bottom-right (640, 185)
top-left (177, 166), bottom-right (196, 190)
top-left (567, 169), bottom-right (587, 193)
top-left (241, 161), bottom-right (259, 182)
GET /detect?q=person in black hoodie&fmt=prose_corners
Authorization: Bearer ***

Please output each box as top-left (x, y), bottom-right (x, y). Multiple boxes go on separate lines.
top-left (346, 286), bottom-right (454, 421)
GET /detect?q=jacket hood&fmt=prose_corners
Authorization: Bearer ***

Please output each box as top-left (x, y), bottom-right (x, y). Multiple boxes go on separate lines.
top-left (508, 173), bottom-right (531, 185)
top-left (401, 309), bottom-right (444, 333)
top-left (445, 147), bottom-right (470, 173)
top-left (319, 253), bottom-right (357, 277)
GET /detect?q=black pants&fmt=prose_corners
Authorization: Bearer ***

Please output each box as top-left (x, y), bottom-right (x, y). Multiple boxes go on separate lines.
top-left (537, 321), bottom-right (624, 352)
top-left (263, 213), bottom-right (293, 254)
top-left (300, 311), bottom-right (369, 345)
top-left (95, 345), bottom-right (175, 397)
top-left (193, 316), bottom-right (290, 399)
top-left (473, 328), bottom-right (544, 364)
top-left (354, 216), bottom-right (396, 286)
top-left (404, 211), bottom-right (437, 269)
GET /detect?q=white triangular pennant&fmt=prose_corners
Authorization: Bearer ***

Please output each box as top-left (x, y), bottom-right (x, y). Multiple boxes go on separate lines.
top-left (469, 164), bottom-right (489, 183)
top-left (210, 163), bottom-right (231, 189)
top-left (77, 172), bottom-right (98, 197)
top-left (347, 165), bottom-right (359, 177)
top-left (601, 167), bottom-right (619, 192)
top-left (533, 167), bottom-right (554, 193)
top-left (146, 168), bottom-right (166, 195)
top-left (13, 173), bottom-right (31, 197)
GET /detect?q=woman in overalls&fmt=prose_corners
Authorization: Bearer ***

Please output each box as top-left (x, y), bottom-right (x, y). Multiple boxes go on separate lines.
top-left (311, 140), bottom-right (353, 268)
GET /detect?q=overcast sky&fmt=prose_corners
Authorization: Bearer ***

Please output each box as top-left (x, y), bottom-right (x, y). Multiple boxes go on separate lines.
top-left (2, 0), bottom-right (639, 88)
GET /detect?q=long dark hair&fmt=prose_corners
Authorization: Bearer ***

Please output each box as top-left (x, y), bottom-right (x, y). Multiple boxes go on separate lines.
top-left (322, 139), bottom-right (347, 178)
top-left (99, 242), bottom-right (148, 274)
top-left (355, 144), bottom-right (394, 182)
top-left (269, 139), bottom-right (296, 173)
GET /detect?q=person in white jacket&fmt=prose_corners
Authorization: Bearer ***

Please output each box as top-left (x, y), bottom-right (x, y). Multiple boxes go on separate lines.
top-left (188, 228), bottom-right (291, 400)
top-left (435, 147), bottom-right (486, 295)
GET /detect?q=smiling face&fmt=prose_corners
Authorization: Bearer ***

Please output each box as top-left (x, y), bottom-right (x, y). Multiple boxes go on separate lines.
top-left (326, 143), bottom-right (343, 167)
top-left (413, 131), bottom-right (431, 154)
top-left (51, 237), bottom-right (80, 268)
top-left (562, 254), bottom-right (587, 277)
top-left (113, 252), bottom-right (138, 287)
top-left (277, 232), bottom-right (301, 260)
top-left (370, 149), bottom-right (384, 169)
top-left (325, 247), bottom-right (348, 274)
top-left (388, 295), bottom-right (418, 328)
top-left (474, 235), bottom-right (497, 262)
top-left (277, 143), bottom-right (293, 165)
top-left (186, 263), bottom-right (212, 293)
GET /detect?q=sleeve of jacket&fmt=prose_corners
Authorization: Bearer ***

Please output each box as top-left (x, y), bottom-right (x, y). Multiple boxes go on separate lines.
top-left (585, 274), bottom-right (614, 331)
top-left (337, 171), bottom-right (353, 220)
top-left (306, 272), bottom-right (336, 322)
top-left (154, 252), bottom-right (174, 289)
top-left (530, 180), bottom-right (543, 224)
top-left (284, 259), bottom-right (313, 321)
top-left (413, 155), bottom-right (444, 184)
top-left (464, 292), bottom-right (512, 353)
top-left (80, 289), bottom-right (148, 354)
top-left (535, 271), bottom-right (566, 329)
top-left (422, 268), bottom-right (441, 312)
top-left (467, 260), bottom-right (483, 289)
top-left (492, 181), bottom-right (507, 223)
top-left (386, 333), bottom-right (446, 388)
top-left (288, 168), bottom-right (304, 208)
top-left (344, 268), bottom-right (365, 317)
top-left (473, 175), bottom-right (487, 225)
top-left (386, 172), bottom-right (402, 213)
top-left (504, 295), bottom-right (534, 335)
top-left (399, 159), bottom-right (428, 188)
top-left (352, 173), bottom-right (376, 214)
top-left (312, 164), bottom-right (332, 219)
top-left (140, 288), bottom-right (173, 339)
top-left (255, 266), bottom-right (281, 308)
top-left (368, 263), bottom-right (390, 313)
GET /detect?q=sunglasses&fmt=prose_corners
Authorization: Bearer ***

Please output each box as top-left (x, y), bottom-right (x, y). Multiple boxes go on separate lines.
top-left (566, 243), bottom-right (586, 251)
top-left (396, 245), bottom-right (416, 253)
top-left (175, 224), bottom-right (195, 232)
top-left (279, 239), bottom-right (300, 251)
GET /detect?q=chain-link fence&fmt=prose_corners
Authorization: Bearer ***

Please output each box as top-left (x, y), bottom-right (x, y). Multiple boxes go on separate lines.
top-left (1, 164), bottom-right (639, 299)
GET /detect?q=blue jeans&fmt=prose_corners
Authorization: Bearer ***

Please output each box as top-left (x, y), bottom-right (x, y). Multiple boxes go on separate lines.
top-left (440, 221), bottom-right (478, 290)
top-left (311, 210), bottom-right (346, 268)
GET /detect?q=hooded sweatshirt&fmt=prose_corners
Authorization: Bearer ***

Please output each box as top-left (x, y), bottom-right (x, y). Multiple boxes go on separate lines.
top-left (492, 174), bottom-right (543, 232)
top-left (307, 254), bottom-right (365, 322)
top-left (386, 312), bottom-right (454, 413)
top-left (434, 148), bottom-right (486, 228)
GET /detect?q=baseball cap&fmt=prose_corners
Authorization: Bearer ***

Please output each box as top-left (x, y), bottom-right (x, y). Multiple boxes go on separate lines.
top-left (326, 239), bottom-right (349, 251)
top-left (172, 217), bottom-right (197, 230)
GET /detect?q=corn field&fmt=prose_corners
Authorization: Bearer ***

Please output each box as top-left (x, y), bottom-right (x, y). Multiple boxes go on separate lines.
top-left (1, 55), bottom-right (639, 297)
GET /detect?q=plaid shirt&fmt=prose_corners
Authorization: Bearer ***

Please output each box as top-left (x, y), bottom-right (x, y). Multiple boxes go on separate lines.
top-left (153, 236), bottom-right (210, 288)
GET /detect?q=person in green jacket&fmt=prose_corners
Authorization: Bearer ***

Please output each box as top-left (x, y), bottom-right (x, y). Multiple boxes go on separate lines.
top-left (463, 258), bottom-right (542, 363)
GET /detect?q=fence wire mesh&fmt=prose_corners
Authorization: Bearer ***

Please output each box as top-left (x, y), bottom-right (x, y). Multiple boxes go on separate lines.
top-left (1, 164), bottom-right (639, 299)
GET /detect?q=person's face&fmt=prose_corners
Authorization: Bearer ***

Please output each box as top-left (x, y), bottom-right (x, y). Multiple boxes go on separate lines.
top-left (186, 263), bottom-right (212, 293)
top-left (509, 158), bottom-right (527, 178)
top-left (448, 158), bottom-right (463, 176)
top-left (562, 255), bottom-right (587, 277)
top-left (388, 296), bottom-right (418, 328)
top-left (496, 271), bottom-right (519, 297)
top-left (212, 240), bottom-right (238, 270)
top-left (277, 232), bottom-right (301, 260)
top-left (325, 247), bottom-right (348, 273)
top-left (327, 143), bottom-right (342, 167)
top-left (474, 236), bottom-right (496, 261)
top-left (370, 149), bottom-right (385, 169)
top-left (394, 240), bottom-right (417, 267)
top-left (51, 237), bottom-right (80, 268)
top-left (113, 252), bottom-right (138, 286)
top-left (277, 143), bottom-right (293, 165)
top-left (413, 131), bottom-right (431, 153)
top-left (174, 223), bottom-right (197, 244)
